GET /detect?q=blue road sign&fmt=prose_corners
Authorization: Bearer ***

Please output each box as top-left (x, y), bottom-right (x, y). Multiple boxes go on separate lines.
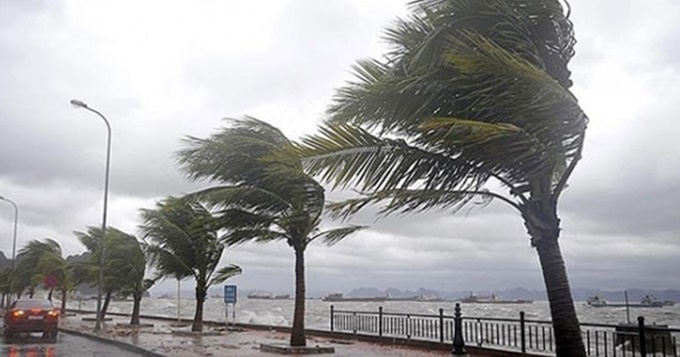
top-left (224, 285), bottom-right (237, 304)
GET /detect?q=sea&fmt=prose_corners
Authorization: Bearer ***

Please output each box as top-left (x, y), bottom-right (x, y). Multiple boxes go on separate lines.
top-left (66, 298), bottom-right (680, 330)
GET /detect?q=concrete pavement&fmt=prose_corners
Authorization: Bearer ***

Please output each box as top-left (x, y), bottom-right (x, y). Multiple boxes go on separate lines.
top-left (60, 313), bottom-right (479, 357)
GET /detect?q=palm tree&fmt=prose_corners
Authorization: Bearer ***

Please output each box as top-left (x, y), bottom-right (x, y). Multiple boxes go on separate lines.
top-left (15, 239), bottom-right (64, 299)
top-left (0, 268), bottom-right (11, 307)
top-left (176, 118), bottom-right (365, 346)
top-left (74, 227), bottom-right (144, 320)
top-left (295, 1), bottom-right (587, 355)
top-left (103, 231), bottom-right (153, 325)
top-left (35, 248), bottom-right (74, 313)
top-left (139, 197), bottom-right (242, 332)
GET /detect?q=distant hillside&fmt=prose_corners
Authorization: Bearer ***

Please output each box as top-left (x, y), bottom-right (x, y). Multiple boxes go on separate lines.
top-left (0, 250), bottom-right (9, 269)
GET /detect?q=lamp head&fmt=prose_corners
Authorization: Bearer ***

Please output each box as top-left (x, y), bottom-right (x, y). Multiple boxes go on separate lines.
top-left (70, 99), bottom-right (88, 109)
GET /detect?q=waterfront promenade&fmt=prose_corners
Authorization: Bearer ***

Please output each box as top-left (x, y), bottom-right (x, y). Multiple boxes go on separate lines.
top-left (61, 312), bottom-right (495, 357)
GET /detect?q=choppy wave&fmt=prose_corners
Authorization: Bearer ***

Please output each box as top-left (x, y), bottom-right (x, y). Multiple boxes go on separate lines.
top-left (66, 298), bottom-right (680, 330)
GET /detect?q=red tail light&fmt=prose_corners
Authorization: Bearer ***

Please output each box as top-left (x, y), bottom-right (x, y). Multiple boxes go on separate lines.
top-left (47, 310), bottom-right (60, 317)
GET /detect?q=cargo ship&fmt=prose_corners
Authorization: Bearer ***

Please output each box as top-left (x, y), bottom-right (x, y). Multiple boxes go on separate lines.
top-left (247, 292), bottom-right (291, 300)
top-left (460, 293), bottom-right (533, 304)
top-left (586, 295), bottom-right (665, 308)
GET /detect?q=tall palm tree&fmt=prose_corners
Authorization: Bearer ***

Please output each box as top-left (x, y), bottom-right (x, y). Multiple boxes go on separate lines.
top-left (139, 197), bottom-right (242, 332)
top-left (176, 118), bottom-right (365, 346)
top-left (295, 1), bottom-right (587, 355)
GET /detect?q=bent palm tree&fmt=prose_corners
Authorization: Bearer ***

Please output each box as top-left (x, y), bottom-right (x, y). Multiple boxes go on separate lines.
top-left (104, 231), bottom-right (153, 325)
top-left (140, 197), bottom-right (242, 332)
top-left (177, 118), bottom-right (365, 346)
top-left (74, 227), bottom-right (143, 320)
top-left (15, 239), bottom-right (64, 299)
top-left (296, 1), bottom-right (587, 356)
top-left (35, 249), bottom-right (74, 313)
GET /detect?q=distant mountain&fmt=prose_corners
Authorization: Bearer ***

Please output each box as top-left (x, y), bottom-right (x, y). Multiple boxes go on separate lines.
top-left (0, 250), bottom-right (10, 269)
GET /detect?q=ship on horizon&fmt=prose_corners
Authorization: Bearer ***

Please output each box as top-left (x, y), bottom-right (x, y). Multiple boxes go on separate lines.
top-left (585, 295), bottom-right (673, 308)
top-left (460, 293), bottom-right (533, 304)
top-left (247, 292), bottom-right (291, 300)
top-left (322, 293), bottom-right (387, 302)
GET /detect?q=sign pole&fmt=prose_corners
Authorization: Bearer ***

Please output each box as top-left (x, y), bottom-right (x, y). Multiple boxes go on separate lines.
top-left (223, 285), bottom-right (237, 329)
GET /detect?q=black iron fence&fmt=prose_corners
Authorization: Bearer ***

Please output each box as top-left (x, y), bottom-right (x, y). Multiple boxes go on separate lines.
top-left (330, 304), bottom-right (680, 356)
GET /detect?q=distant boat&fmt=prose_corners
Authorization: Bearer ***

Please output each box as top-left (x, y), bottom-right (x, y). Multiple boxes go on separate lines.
top-left (585, 295), bottom-right (608, 307)
top-left (586, 295), bottom-right (664, 308)
top-left (247, 292), bottom-right (291, 300)
top-left (460, 293), bottom-right (533, 304)
top-left (662, 300), bottom-right (676, 307)
top-left (322, 293), bottom-right (386, 302)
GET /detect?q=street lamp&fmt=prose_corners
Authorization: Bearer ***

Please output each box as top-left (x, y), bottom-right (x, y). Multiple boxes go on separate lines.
top-left (0, 195), bottom-right (18, 269)
top-left (70, 99), bottom-right (112, 332)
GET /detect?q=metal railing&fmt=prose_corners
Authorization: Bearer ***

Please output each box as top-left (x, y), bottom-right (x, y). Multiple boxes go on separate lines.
top-left (330, 305), bottom-right (680, 356)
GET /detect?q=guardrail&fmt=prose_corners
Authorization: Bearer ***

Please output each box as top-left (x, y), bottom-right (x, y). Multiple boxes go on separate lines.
top-left (330, 304), bottom-right (680, 356)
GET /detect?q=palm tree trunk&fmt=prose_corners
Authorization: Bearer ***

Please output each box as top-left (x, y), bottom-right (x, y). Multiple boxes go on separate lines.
top-left (130, 293), bottom-right (141, 325)
top-left (192, 286), bottom-right (206, 332)
top-left (60, 289), bottom-right (67, 314)
top-left (535, 237), bottom-right (585, 357)
top-left (290, 247), bottom-right (306, 347)
top-left (99, 291), bottom-right (112, 320)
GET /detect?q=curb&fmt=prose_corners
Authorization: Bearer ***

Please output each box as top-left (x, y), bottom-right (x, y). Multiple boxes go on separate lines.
top-left (59, 327), bottom-right (167, 357)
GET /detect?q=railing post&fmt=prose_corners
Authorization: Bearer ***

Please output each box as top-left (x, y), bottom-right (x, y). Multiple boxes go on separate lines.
top-left (379, 306), bottom-right (383, 338)
top-left (330, 305), bottom-right (334, 332)
top-left (520, 311), bottom-right (526, 354)
top-left (439, 308), bottom-right (445, 344)
top-left (638, 316), bottom-right (647, 357)
top-left (452, 303), bottom-right (466, 355)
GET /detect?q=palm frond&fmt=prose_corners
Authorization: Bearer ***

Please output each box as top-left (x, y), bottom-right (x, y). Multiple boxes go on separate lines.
top-left (219, 228), bottom-right (288, 246)
top-left (209, 264), bottom-right (242, 286)
top-left (297, 123), bottom-right (488, 195)
top-left (326, 188), bottom-right (508, 220)
top-left (310, 225), bottom-right (367, 246)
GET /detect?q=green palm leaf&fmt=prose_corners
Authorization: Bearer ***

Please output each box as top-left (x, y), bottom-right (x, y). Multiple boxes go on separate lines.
top-left (209, 264), bottom-right (242, 286)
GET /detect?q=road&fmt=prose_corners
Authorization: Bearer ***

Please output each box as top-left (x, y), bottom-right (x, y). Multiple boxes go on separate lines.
top-left (0, 332), bottom-right (146, 357)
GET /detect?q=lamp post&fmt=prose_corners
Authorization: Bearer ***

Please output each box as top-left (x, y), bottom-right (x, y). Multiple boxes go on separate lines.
top-left (70, 99), bottom-right (111, 332)
top-left (0, 195), bottom-right (18, 270)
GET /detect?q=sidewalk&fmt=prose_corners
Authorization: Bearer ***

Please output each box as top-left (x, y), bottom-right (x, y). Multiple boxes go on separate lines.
top-left (60, 313), bottom-right (484, 357)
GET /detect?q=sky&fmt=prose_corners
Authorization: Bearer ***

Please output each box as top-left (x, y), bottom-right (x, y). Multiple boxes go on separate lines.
top-left (0, 0), bottom-right (678, 297)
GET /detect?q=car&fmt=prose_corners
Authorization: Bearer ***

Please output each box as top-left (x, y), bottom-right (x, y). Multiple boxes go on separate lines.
top-left (3, 299), bottom-right (60, 340)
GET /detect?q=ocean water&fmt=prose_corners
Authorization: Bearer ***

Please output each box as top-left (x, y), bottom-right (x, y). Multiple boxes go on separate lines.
top-left (66, 298), bottom-right (680, 330)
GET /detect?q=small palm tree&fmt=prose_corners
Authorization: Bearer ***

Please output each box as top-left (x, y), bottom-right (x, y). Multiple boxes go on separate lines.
top-left (15, 239), bottom-right (64, 299)
top-left (140, 197), bottom-right (242, 332)
top-left (74, 227), bottom-right (144, 320)
top-left (0, 268), bottom-right (12, 307)
top-left (35, 250), bottom-right (74, 313)
top-left (295, 1), bottom-right (587, 355)
top-left (104, 231), bottom-right (154, 325)
top-left (176, 118), bottom-right (365, 346)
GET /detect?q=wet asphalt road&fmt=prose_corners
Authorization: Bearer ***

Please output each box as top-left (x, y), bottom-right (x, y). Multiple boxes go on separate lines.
top-left (0, 332), bottom-right (146, 357)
